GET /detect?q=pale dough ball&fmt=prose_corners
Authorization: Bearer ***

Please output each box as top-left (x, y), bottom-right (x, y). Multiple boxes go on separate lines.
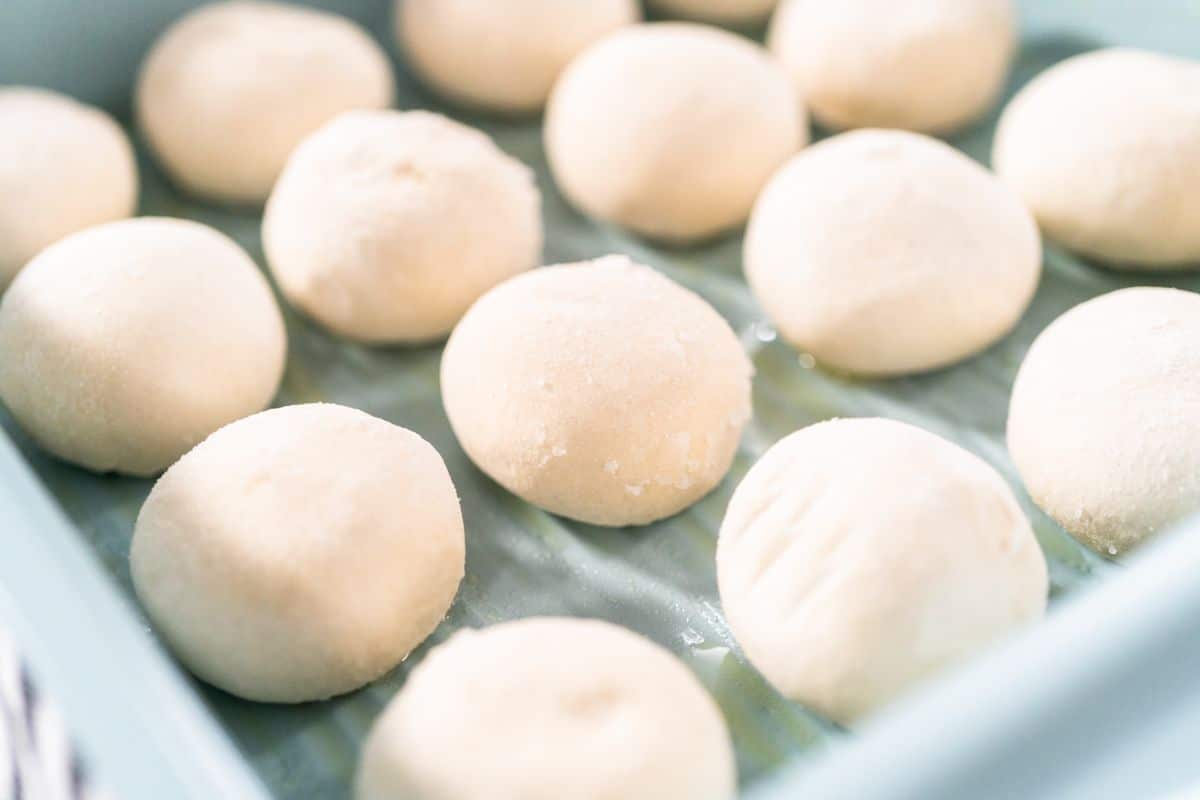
top-left (545, 23), bottom-right (804, 242)
top-left (648, 0), bottom-right (777, 26)
top-left (0, 87), bottom-right (136, 287)
top-left (397, 0), bottom-right (639, 113)
top-left (718, 418), bottom-right (1047, 723)
top-left (357, 618), bottom-right (735, 800)
top-left (132, 403), bottom-right (465, 703)
top-left (993, 49), bottom-right (1200, 269)
top-left (0, 218), bottom-right (285, 476)
top-left (769, 0), bottom-right (1016, 134)
top-left (1008, 288), bottom-right (1200, 555)
top-left (264, 110), bottom-right (541, 343)
top-left (137, 1), bottom-right (394, 204)
top-left (744, 130), bottom-right (1040, 376)
top-left (442, 256), bottom-right (752, 526)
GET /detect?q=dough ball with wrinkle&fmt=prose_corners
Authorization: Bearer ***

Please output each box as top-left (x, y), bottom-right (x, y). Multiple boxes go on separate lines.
top-left (0, 87), bottom-right (137, 287)
top-left (441, 256), bottom-right (753, 526)
top-left (648, 0), bottom-right (778, 26)
top-left (397, 0), bottom-right (639, 113)
top-left (132, 403), bottom-right (466, 703)
top-left (0, 218), bottom-right (286, 476)
top-left (993, 49), bottom-right (1200, 269)
top-left (137, 1), bottom-right (394, 204)
top-left (357, 618), bottom-right (736, 800)
top-left (769, 0), bottom-right (1016, 134)
top-left (545, 23), bottom-right (804, 242)
top-left (717, 418), bottom-right (1047, 723)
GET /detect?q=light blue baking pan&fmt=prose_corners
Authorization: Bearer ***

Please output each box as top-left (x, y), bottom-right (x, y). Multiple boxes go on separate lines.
top-left (1, 1), bottom-right (1199, 798)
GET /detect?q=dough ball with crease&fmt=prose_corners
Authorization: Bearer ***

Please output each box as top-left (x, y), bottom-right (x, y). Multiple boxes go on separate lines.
top-left (441, 256), bottom-right (752, 526)
top-left (717, 418), bottom-right (1047, 723)
top-left (132, 403), bottom-right (465, 703)
top-left (357, 617), bottom-right (735, 800)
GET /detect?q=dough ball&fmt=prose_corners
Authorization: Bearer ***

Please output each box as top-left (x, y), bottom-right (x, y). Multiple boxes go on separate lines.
top-left (993, 49), bottom-right (1200, 269)
top-left (769, 0), bottom-right (1016, 134)
top-left (647, 0), bottom-right (777, 26)
top-left (0, 218), bottom-right (285, 476)
top-left (1008, 288), bottom-right (1200, 555)
top-left (132, 403), bottom-right (465, 703)
top-left (357, 618), bottom-right (735, 800)
top-left (744, 129), bottom-right (1040, 376)
top-left (137, 1), bottom-right (394, 204)
top-left (442, 256), bottom-right (752, 526)
top-left (264, 110), bottom-right (541, 343)
top-left (0, 87), bottom-right (136, 287)
top-left (717, 418), bottom-right (1047, 723)
top-left (397, 0), bottom-right (639, 113)
top-left (545, 23), bottom-right (804, 242)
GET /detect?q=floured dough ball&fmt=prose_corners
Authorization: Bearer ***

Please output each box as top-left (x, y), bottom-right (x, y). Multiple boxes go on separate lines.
top-left (648, 0), bottom-right (777, 26)
top-left (442, 256), bottom-right (752, 526)
top-left (357, 618), bottom-right (735, 800)
top-left (745, 130), bottom-right (1040, 376)
top-left (1008, 288), bottom-right (1200, 555)
top-left (397, 0), bottom-right (639, 113)
top-left (137, 1), bottom-right (393, 204)
top-left (0, 87), bottom-right (136, 287)
top-left (0, 218), bottom-right (285, 476)
top-left (993, 49), bottom-right (1200, 269)
top-left (132, 403), bottom-right (465, 703)
top-left (769, 0), bottom-right (1016, 134)
top-left (545, 23), bottom-right (803, 242)
top-left (264, 110), bottom-right (541, 343)
top-left (718, 418), bottom-right (1047, 723)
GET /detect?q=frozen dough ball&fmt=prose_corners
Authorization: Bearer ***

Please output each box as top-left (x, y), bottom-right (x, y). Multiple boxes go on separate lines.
top-left (132, 403), bottom-right (465, 703)
top-left (0, 87), bottom-right (137, 287)
top-left (1008, 288), bottom-right (1200, 555)
top-left (397, 0), bottom-right (639, 113)
top-left (745, 129), bottom-right (1040, 376)
top-left (717, 418), bottom-right (1047, 723)
top-left (441, 256), bottom-right (752, 526)
top-left (545, 23), bottom-right (804, 242)
top-left (647, 0), bottom-right (777, 26)
top-left (357, 618), bottom-right (735, 800)
top-left (137, 1), bottom-right (394, 204)
top-left (264, 110), bottom-right (541, 343)
top-left (769, 0), bottom-right (1016, 134)
top-left (0, 218), bottom-right (285, 476)
top-left (993, 49), bottom-right (1200, 269)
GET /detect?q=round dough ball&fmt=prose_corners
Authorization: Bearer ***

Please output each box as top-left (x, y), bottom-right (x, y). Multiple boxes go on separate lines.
top-left (137, 1), bottom-right (394, 204)
top-left (397, 0), bottom-right (639, 113)
top-left (718, 418), bottom-right (1047, 723)
top-left (744, 129), bottom-right (1040, 376)
top-left (132, 403), bottom-right (465, 703)
top-left (647, 0), bottom-right (777, 26)
top-left (1008, 288), bottom-right (1200, 555)
top-left (264, 110), bottom-right (541, 343)
top-left (0, 87), bottom-right (136, 287)
top-left (0, 218), bottom-right (285, 476)
top-left (993, 49), bottom-right (1200, 269)
top-left (357, 618), bottom-right (735, 800)
top-left (442, 256), bottom-right (752, 526)
top-left (769, 0), bottom-right (1016, 134)
top-left (545, 23), bottom-right (804, 242)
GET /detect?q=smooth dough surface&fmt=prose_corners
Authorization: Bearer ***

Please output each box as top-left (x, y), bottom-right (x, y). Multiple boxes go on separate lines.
top-left (397, 0), bottom-right (639, 113)
top-left (717, 418), bottom-right (1047, 723)
top-left (1008, 288), bottom-right (1200, 555)
top-left (0, 87), bottom-right (137, 287)
top-left (993, 48), bottom-right (1200, 269)
top-left (132, 403), bottom-right (465, 703)
top-left (648, 0), bottom-right (777, 26)
top-left (441, 256), bottom-right (753, 526)
top-left (0, 217), bottom-right (285, 476)
top-left (545, 23), bottom-right (804, 242)
top-left (264, 110), bottom-right (542, 343)
top-left (769, 0), bottom-right (1015, 134)
top-left (744, 129), bottom-right (1040, 376)
top-left (357, 617), bottom-right (736, 800)
top-left (137, 1), bottom-right (393, 204)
